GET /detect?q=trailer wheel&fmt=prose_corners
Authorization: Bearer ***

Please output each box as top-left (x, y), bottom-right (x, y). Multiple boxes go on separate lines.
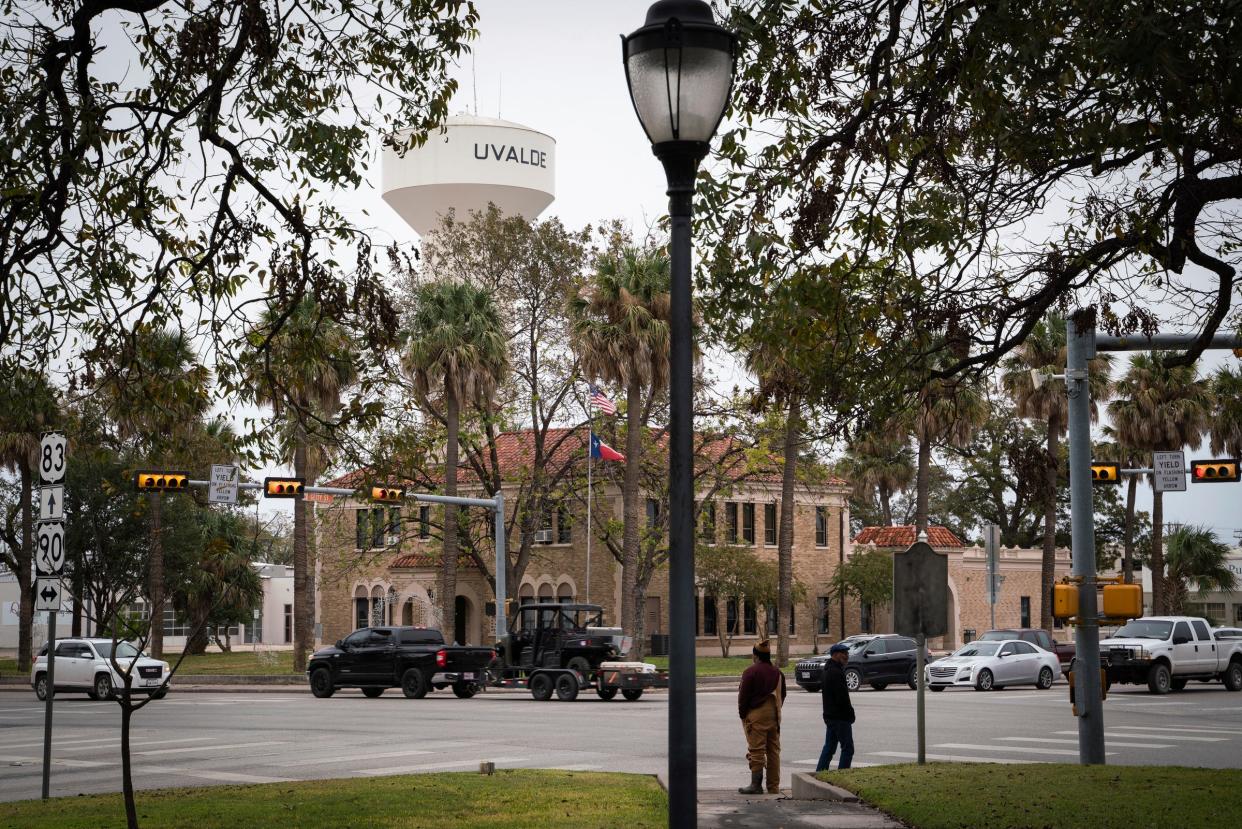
top-left (530, 672), bottom-right (554, 701)
top-left (597, 686), bottom-right (618, 700)
top-left (555, 673), bottom-right (580, 702)
top-left (452, 681), bottom-right (480, 699)
top-left (621, 688), bottom-right (643, 701)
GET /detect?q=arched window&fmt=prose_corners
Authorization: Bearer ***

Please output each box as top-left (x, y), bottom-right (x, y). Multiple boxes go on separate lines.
top-left (537, 583), bottom-right (554, 601)
top-left (519, 583), bottom-right (535, 608)
top-left (354, 586), bottom-right (368, 631)
top-left (557, 582), bottom-right (573, 604)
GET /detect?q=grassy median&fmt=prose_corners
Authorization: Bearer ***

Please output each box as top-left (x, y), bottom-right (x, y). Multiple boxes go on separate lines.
top-left (819, 763), bottom-right (1242, 829)
top-left (0, 769), bottom-right (666, 829)
top-left (646, 655), bottom-right (762, 677)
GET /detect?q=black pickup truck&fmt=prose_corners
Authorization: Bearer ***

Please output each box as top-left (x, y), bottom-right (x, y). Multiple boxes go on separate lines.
top-left (307, 626), bottom-right (494, 699)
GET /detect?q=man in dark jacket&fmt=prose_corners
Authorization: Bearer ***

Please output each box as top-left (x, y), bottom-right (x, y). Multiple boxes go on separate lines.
top-left (816, 642), bottom-right (856, 771)
top-left (736, 639), bottom-right (787, 794)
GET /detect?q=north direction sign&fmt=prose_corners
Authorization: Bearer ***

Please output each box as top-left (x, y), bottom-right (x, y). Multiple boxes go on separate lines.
top-left (39, 485), bottom-right (64, 521)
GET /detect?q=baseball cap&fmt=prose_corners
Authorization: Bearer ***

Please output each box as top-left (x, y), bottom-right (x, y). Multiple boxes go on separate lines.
top-left (829, 643), bottom-right (850, 655)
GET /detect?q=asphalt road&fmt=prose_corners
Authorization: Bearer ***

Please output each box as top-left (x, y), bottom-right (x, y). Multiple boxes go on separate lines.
top-left (2, 679), bottom-right (1240, 803)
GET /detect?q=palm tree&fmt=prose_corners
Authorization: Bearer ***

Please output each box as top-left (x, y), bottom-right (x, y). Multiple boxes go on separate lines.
top-left (1097, 427), bottom-right (1145, 584)
top-left (912, 360), bottom-right (988, 538)
top-left (0, 366), bottom-right (59, 672)
top-left (567, 246), bottom-right (670, 645)
top-left (1108, 353), bottom-right (1211, 614)
top-left (839, 426), bottom-right (915, 527)
top-left (100, 327), bottom-right (210, 659)
top-left (1002, 314), bottom-right (1114, 629)
top-left (245, 299), bottom-right (356, 672)
top-left (1164, 526), bottom-right (1237, 617)
top-left (1208, 366), bottom-right (1242, 457)
top-left (403, 281), bottom-right (509, 643)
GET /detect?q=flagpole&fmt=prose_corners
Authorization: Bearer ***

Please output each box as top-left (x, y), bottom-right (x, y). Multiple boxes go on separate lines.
top-left (586, 410), bottom-right (593, 606)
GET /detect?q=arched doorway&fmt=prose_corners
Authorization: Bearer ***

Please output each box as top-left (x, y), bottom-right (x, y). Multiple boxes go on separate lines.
top-left (353, 586), bottom-right (368, 631)
top-left (454, 595), bottom-right (471, 645)
top-left (401, 599), bottom-right (414, 626)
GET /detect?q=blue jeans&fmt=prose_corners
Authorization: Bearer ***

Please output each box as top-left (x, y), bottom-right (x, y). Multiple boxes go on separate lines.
top-left (816, 720), bottom-right (854, 771)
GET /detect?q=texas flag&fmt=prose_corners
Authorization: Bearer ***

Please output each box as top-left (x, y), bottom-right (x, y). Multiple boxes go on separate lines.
top-left (590, 432), bottom-right (625, 462)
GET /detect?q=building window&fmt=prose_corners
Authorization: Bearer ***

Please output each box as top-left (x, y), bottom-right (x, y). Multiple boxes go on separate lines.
top-left (557, 503), bottom-right (573, 544)
top-left (743, 600), bottom-right (757, 635)
top-left (789, 607), bottom-right (795, 635)
top-left (356, 509), bottom-right (368, 549)
top-left (817, 597), bottom-right (831, 635)
top-left (698, 502), bottom-right (716, 544)
top-left (861, 600), bottom-right (873, 634)
top-left (1020, 596), bottom-right (1031, 628)
top-left (742, 503), bottom-right (755, 545)
top-left (357, 508), bottom-right (388, 548)
top-left (725, 502), bottom-right (739, 543)
top-left (704, 596), bottom-right (717, 635)
top-left (355, 597), bottom-right (368, 630)
top-left (1236, 605), bottom-right (1242, 624)
top-left (284, 604), bottom-right (293, 643)
top-left (764, 503), bottom-right (777, 545)
top-left (162, 607), bottom-right (188, 638)
top-left (418, 505), bottom-right (430, 539)
top-left (387, 508), bottom-right (402, 546)
top-left (557, 582), bottom-right (574, 603)
top-left (766, 605), bottom-right (777, 635)
top-left (815, 507), bottom-right (828, 547)
top-left (726, 598), bottom-right (738, 635)
top-left (646, 498), bottom-right (660, 529)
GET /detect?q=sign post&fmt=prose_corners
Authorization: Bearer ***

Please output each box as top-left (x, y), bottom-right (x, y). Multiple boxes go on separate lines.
top-left (984, 524), bottom-right (1000, 629)
top-left (1153, 451), bottom-right (1187, 493)
top-left (893, 541), bottom-right (949, 765)
top-left (37, 431), bottom-right (66, 800)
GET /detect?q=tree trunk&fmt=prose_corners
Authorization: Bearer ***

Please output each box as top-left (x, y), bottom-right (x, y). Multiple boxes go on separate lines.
top-left (120, 696), bottom-right (138, 829)
top-left (16, 463), bottom-right (33, 672)
top-left (292, 440), bottom-right (311, 672)
top-left (620, 377), bottom-right (643, 652)
top-left (914, 434), bottom-right (931, 536)
top-left (147, 491), bottom-right (164, 660)
top-left (1122, 473), bottom-right (1137, 584)
top-left (631, 579), bottom-right (648, 662)
top-left (71, 561), bottom-right (84, 637)
top-left (1150, 490), bottom-right (1164, 614)
top-left (442, 392), bottom-right (460, 640)
top-left (1040, 421), bottom-right (1058, 631)
top-left (879, 483), bottom-right (893, 527)
top-left (776, 394), bottom-right (799, 667)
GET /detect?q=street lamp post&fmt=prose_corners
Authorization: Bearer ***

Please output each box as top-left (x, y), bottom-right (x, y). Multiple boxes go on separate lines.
top-left (622, 2), bottom-right (736, 825)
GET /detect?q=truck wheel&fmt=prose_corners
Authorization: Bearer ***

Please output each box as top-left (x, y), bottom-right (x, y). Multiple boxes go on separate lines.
top-left (310, 668), bottom-right (336, 698)
top-left (1170, 677), bottom-right (1188, 691)
top-left (362, 687), bottom-right (384, 698)
top-left (844, 668), bottom-right (861, 692)
top-left (597, 686), bottom-right (618, 700)
top-left (452, 681), bottom-right (480, 699)
top-left (401, 668), bottom-right (430, 699)
top-left (555, 673), bottom-right (580, 702)
top-left (1224, 661), bottom-right (1242, 692)
top-left (530, 673), bottom-right (554, 701)
top-left (975, 669), bottom-right (995, 692)
top-left (1037, 667), bottom-right (1055, 690)
top-left (1147, 663), bottom-right (1172, 695)
top-left (621, 689), bottom-right (643, 701)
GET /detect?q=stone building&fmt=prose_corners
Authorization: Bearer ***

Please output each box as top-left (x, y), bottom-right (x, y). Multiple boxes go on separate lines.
top-left (851, 525), bottom-right (1074, 648)
top-left (313, 427), bottom-right (858, 656)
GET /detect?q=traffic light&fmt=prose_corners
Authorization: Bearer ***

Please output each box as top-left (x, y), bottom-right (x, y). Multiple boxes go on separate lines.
top-left (264, 477), bottom-right (305, 498)
top-left (1090, 462), bottom-right (1121, 485)
top-left (134, 470), bottom-right (190, 492)
top-left (370, 485), bottom-right (405, 503)
top-left (1190, 459), bottom-right (1240, 483)
top-left (1052, 583), bottom-right (1078, 620)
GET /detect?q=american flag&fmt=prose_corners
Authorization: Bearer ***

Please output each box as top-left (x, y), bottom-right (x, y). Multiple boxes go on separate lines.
top-left (589, 384), bottom-right (617, 415)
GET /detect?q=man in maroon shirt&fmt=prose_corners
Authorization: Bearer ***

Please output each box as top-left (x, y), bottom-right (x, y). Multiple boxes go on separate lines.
top-left (736, 639), bottom-right (787, 794)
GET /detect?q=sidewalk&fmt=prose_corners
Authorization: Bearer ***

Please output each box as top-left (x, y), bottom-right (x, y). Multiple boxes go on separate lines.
top-left (698, 789), bottom-right (902, 828)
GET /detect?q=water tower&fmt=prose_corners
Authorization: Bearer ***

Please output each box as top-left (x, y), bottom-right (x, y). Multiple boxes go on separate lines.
top-left (381, 114), bottom-right (556, 236)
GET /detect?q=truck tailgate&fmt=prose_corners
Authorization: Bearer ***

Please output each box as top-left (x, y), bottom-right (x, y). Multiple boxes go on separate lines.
top-left (442, 646), bottom-right (494, 673)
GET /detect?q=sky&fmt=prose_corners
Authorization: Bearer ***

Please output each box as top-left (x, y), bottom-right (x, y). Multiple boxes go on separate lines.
top-left (246, 1), bottom-right (1240, 545)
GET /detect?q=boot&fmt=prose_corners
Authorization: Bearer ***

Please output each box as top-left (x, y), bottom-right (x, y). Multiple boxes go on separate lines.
top-left (738, 770), bottom-right (763, 794)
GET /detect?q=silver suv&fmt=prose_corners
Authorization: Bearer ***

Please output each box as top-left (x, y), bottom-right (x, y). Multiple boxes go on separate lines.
top-left (31, 638), bottom-right (171, 701)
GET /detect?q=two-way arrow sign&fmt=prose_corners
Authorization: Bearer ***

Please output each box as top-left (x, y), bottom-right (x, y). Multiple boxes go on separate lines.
top-left (34, 578), bottom-right (62, 612)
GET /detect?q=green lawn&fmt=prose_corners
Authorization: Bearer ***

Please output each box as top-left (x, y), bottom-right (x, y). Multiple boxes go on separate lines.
top-left (0, 657), bottom-right (18, 678)
top-left (170, 650), bottom-right (299, 676)
top-left (0, 770), bottom-right (666, 829)
top-left (646, 655), bottom-right (773, 677)
top-left (819, 763), bottom-right (1242, 829)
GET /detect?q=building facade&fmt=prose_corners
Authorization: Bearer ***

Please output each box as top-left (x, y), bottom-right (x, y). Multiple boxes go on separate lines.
top-left (314, 429), bottom-right (860, 656)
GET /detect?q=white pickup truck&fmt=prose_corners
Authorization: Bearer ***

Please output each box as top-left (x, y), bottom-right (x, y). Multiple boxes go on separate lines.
top-left (1099, 616), bottom-right (1242, 695)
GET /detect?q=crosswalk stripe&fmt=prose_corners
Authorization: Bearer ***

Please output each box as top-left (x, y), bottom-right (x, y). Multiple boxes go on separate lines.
top-left (138, 766), bottom-right (292, 785)
top-left (1108, 725), bottom-right (1242, 735)
top-left (55, 737), bottom-right (216, 754)
top-left (135, 740), bottom-right (286, 756)
top-left (357, 756), bottom-right (530, 776)
top-left (935, 742), bottom-right (1107, 757)
top-left (1054, 730), bottom-right (1226, 743)
top-left (871, 751), bottom-right (1036, 764)
top-left (1, 736), bottom-right (117, 751)
top-left (279, 749), bottom-right (433, 768)
top-left (997, 737), bottom-right (1171, 749)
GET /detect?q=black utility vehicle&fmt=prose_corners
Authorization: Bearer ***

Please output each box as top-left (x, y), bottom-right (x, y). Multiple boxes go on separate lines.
top-left (307, 626), bottom-right (494, 699)
top-left (794, 634), bottom-right (930, 692)
top-left (491, 603), bottom-right (668, 701)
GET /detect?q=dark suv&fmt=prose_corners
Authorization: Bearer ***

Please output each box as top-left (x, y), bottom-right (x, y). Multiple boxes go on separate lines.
top-left (795, 635), bottom-right (929, 692)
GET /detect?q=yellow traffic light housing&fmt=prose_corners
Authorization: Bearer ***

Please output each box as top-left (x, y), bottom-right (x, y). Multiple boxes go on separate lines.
top-left (1190, 459), bottom-right (1240, 483)
top-left (370, 485), bottom-right (406, 504)
top-left (264, 477), bottom-right (305, 498)
top-left (1053, 583), bottom-right (1079, 619)
top-left (1101, 583), bottom-right (1142, 618)
top-left (134, 470), bottom-right (190, 492)
top-left (1089, 463), bottom-right (1120, 485)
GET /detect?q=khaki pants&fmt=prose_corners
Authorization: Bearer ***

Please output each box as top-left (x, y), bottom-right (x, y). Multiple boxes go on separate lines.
top-left (742, 696), bottom-right (781, 791)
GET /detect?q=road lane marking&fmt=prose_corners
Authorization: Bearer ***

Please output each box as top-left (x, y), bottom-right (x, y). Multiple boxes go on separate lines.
top-left (1108, 725), bottom-right (1242, 735)
top-left (936, 743), bottom-right (1113, 757)
top-left (357, 756), bottom-right (530, 776)
top-left (1054, 730), bottom-right (1226, 742)
top-left (791, 759), bottom-right (877, 768)
top-left (138, 766), bottom-right (292, 785)
top-left (135, 740), bottom-right (286, 756)
top-left (871, 751), bottom-right (1037, 764)
top-left (1, 736), bottom-right (119, 751)
top-left (997, 737), bottom-right (1172, 749)
top-left (0, 755), bottom-right (111, 768)
top-left (279, 749), bottom-right (433, 767)
top-left (55, 737), bottom-right (218, 754)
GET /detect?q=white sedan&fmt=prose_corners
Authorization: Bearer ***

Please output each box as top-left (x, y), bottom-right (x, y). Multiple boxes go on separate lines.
top-left (925, 639), bottom-right (1059, 692)
top-left (31, 638), bottom-right (171, 701)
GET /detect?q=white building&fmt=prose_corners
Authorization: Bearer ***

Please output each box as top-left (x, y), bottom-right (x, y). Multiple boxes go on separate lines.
top-left (1141, 550), bottom-right (1242, 626)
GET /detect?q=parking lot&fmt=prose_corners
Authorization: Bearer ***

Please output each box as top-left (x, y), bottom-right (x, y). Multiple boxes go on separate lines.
top-left (1, 680), bottom-right (1240, 802)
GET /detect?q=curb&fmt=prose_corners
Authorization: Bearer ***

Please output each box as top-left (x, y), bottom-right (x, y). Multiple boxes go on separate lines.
top-left (790, 772), bottom-right (859, 802)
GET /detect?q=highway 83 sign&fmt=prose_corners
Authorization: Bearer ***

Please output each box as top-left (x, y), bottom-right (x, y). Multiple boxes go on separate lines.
top-left (39, 432), bottom-right (67, 484)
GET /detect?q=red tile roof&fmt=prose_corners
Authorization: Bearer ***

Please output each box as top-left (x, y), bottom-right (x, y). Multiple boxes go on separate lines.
top-left (322, 426), bottom-right (848, 490)
top-left (390, 552), bottom-right (478, 569)
top-left (852, 525), bottom-right (966, 548)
